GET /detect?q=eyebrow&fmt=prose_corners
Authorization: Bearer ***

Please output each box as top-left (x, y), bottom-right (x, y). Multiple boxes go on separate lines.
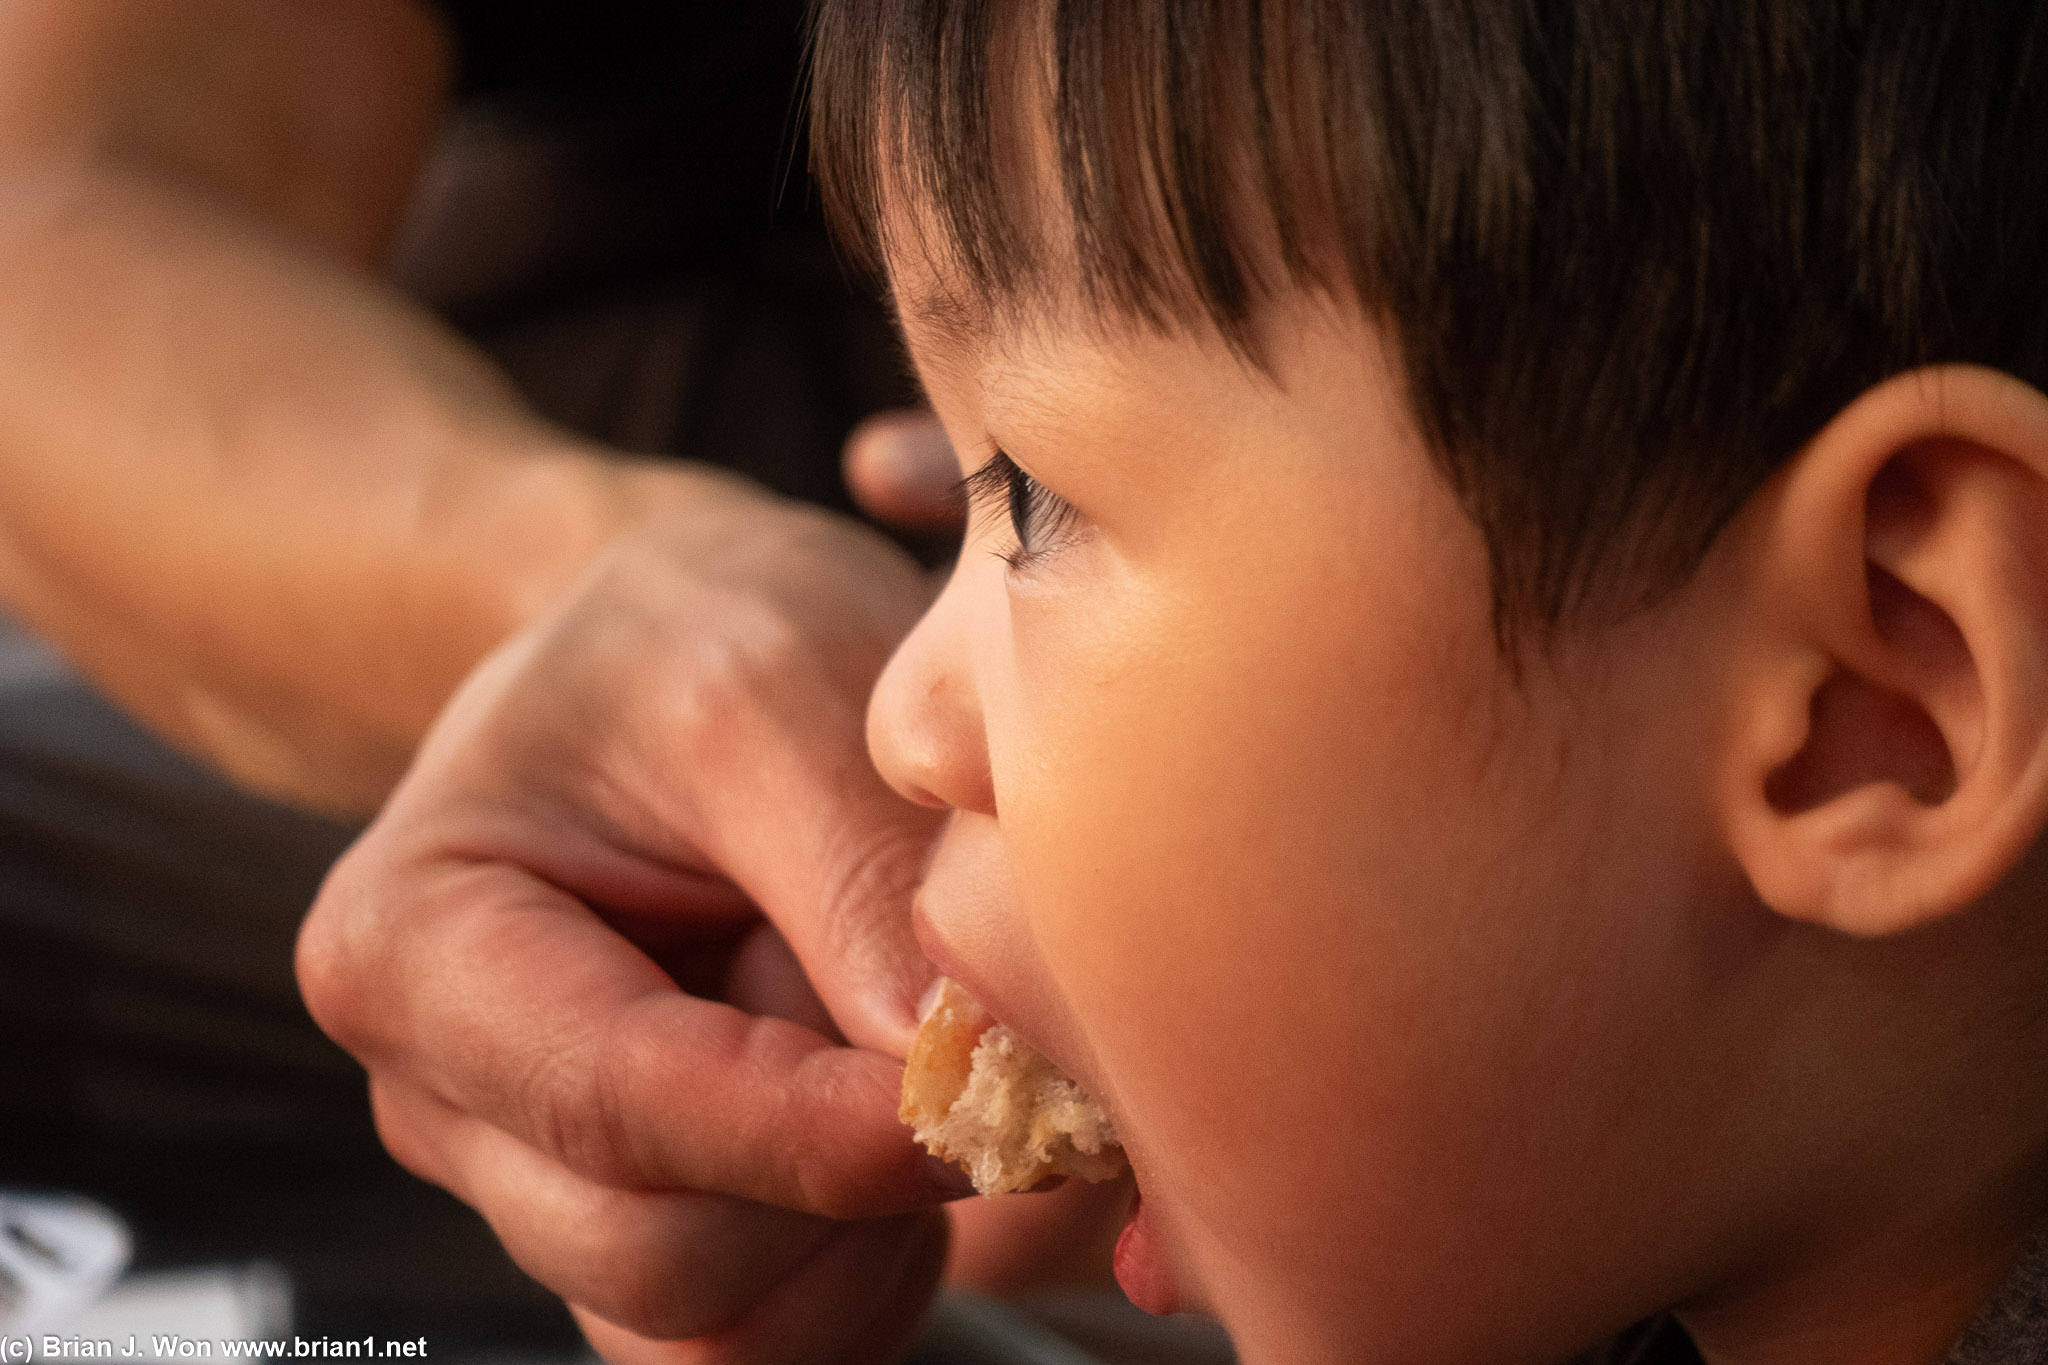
top-left (888, 278), bottom-right (995, 355)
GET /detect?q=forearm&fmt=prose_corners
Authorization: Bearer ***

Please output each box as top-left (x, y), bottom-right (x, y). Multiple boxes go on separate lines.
top-left (0, 0), bottom-right (451, 268)
top-left (0, 160), bottom-right (720, 813)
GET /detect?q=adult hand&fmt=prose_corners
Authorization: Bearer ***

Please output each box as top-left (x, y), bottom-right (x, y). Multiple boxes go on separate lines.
top-left (298, 470), bottom-right (966, 1365)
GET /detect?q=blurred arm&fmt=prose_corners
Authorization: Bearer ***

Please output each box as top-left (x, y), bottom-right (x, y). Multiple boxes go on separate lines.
top-left (0, 0), bottom-right (714, 813)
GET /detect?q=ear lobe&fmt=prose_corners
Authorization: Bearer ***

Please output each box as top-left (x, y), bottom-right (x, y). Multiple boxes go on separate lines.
top-left (1721, 366), bottom-right (2048, 937)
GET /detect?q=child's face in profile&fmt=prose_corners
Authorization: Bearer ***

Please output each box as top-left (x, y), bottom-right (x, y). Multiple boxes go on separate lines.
top-left (870, 262), bottom-right (1745, 1360)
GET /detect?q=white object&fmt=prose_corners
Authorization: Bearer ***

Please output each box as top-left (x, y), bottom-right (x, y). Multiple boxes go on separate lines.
top-left (62, 1264), bottom-right (293, 1360)
top-left (0, 1191), bottom-right (131, 1339)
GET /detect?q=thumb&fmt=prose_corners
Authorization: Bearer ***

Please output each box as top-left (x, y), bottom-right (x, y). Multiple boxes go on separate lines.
top-left (843, 410), bottom-right (964, 531)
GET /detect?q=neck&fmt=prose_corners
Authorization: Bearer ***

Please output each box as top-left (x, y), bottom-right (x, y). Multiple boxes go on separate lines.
top-left (1678, 1212), bottom-right (2038, 1365)
top-left (1677, 861), bottom-right (2048, 1365)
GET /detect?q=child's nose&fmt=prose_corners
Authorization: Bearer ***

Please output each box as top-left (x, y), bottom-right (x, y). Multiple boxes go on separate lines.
top-left (867, 581), bottom-right (997, 817)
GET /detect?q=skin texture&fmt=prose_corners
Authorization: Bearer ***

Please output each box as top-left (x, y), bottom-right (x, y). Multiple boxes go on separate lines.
top-left (867, 196), bottom-right (2048, 1363)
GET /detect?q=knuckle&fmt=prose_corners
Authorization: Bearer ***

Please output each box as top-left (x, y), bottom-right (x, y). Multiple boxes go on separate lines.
top-left (736, 501), bottom-right (856, 572)
top-left (661, 604), bottom-right (818, 766)
top-left (293, 848), bottom-right (383, 1052)
top-left (524, 1006), bottom-right (657, 1189)
top-left (688, 600), bottom-right (810, 707)
top-left (518, 1038), bottom-right (617, 1182)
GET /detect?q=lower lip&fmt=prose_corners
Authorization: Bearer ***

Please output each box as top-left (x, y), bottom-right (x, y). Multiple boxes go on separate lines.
top-left (1113, 1184), bottom-right (1182, 1315)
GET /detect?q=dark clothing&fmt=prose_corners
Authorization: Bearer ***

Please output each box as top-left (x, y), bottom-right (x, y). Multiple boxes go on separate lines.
top-left (0, 633), bottom-right (572, 1346)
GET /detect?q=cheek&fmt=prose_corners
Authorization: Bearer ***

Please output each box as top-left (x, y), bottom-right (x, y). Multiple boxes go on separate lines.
top-left (985, 501), bottom-right (1566, 1334)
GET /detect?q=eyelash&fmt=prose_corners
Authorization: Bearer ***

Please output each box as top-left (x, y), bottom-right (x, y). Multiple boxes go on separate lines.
top-left (960, 450), bottom-right (1081, 569)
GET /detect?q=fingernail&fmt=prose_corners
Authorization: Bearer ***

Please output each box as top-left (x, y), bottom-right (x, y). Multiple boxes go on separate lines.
top-left (869, 976), bottom-right (934, 1056)
top-left (923, 1154), bottom-right (980, 1200)
top-left (915, 975), bottom-right (948, 1023)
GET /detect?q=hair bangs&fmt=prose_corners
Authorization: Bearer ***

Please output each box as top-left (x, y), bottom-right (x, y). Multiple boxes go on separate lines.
top-left (808, 0), bottom-right (1375, 353)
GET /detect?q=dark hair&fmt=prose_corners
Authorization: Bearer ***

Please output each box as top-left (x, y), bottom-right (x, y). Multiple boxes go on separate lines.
top-left (808, 1), bottom-right (2048, 645)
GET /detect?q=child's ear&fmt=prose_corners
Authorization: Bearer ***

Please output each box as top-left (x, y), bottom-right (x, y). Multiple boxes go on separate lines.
top-left (1718, 365), bottom-right (2048, 937)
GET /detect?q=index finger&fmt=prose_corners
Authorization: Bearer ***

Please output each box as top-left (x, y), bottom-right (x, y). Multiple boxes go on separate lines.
top-left (303, 847), bottom-right (966, 1219)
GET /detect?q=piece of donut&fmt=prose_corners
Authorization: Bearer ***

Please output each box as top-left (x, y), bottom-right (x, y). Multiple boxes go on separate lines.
top-left (900, 978), bottom-right (1128, 1196)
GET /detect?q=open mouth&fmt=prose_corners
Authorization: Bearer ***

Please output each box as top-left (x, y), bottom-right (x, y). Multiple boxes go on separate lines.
top-left (900, 978), bottom-right (1188, 1316)
top-left (899, 978), bottom-right (1127, 1196)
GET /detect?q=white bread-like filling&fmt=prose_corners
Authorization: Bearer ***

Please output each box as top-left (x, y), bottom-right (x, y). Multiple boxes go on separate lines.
top-left (901, 979), bottom-right (1127, 1196)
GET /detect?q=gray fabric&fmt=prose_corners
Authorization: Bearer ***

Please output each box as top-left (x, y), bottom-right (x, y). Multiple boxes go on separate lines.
top-left (1947, 1221), bottom-right (2048, 1365)
top-left (0, 617), bottom-right (367, 1148)
top-left (0, 615), bottom-right (577, 1347)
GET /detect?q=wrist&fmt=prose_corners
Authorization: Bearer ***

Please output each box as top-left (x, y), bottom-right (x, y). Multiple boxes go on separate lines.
top-left (473, 444), bottom-right (675, 643)
top-left (420, 440), bottom-right (763, 707)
